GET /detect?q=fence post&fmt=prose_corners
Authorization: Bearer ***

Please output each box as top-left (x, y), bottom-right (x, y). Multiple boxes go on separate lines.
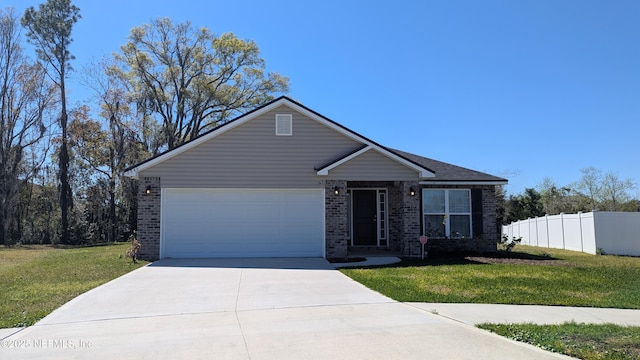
top-left (578, 212), bottom-right (584, 252)
top-left (560, 213), bottom-right (566, 250)
top-left (545, 214), bottom-right (550, 248)
top-left (536, 216), bottom-right (540, 246)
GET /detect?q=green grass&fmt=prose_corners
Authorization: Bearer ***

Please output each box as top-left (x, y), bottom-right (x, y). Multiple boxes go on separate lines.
top-left (342, 246), bottom-right (640, 358)
top-left (340, 246), bottom-right (640, 308)
top-left (0, 243), bottom-right (147, 328)
top-left (478, 322), bottom-right (640, 360)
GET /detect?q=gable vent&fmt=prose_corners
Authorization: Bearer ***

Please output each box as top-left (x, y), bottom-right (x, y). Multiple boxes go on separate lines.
top-left (275, 114), bottom-right (292, 136)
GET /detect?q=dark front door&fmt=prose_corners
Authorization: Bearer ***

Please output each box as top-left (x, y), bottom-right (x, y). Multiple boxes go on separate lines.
top-left (353, 190), bottom-right (377, 246)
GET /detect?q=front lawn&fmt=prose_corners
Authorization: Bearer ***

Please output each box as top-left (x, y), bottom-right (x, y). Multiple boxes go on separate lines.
top-left (340, 246), bottom-right (640, 308)
top-left (341, 246), bottom-right (640, 359)
top-left (478, 322), bottom-right (640, 360)
top-left (0, 243), bottom-right (147, 328)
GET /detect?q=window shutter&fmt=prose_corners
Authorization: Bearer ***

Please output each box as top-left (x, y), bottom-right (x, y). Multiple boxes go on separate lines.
top-left (275, 114), bottom-right (292, 136)
top-left (471, 189), bottom-right (483, 238)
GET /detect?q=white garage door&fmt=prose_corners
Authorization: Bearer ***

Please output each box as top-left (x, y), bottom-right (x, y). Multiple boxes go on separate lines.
top-left (161, 189), bottom-right (325, 258)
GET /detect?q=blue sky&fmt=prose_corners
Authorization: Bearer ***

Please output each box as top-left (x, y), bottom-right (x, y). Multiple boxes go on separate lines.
top-left (11, 0), bottom-right (640, 195)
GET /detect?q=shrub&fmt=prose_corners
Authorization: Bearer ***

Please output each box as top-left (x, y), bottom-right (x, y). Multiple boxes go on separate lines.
top-left (499, 235), bottom-right (522, 252)
top-left (125, 237), bottom-right (142, 263)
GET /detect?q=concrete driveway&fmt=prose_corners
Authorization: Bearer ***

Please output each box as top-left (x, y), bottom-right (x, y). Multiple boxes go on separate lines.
top-left (0, 258), bottom-right (570, 359)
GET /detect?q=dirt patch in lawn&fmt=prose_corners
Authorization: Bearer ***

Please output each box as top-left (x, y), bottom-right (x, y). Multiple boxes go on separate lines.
top-left (464, 252), bottom-right (572, 266)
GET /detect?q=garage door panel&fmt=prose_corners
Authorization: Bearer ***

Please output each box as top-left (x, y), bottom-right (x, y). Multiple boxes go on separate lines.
top-left (162, 189), bottom-right (324, 258)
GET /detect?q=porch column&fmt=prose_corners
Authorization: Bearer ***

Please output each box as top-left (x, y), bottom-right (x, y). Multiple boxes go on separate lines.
top-left (137, 177), bottom-right (161, 260)
top-left (401, 181), bottom-right (421, 257)
top-left (325, 180), bottom-right (348, 259)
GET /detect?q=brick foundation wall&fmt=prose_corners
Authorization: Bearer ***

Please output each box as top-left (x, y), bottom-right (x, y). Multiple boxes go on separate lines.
top-left (137, 177), bottom-right (161, 260)
top-left (325, 180), bottom-right (348, 259)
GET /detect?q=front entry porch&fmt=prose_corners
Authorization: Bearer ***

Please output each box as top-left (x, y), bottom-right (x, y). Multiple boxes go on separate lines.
top-left (324, 180), bottom-right (421, 259)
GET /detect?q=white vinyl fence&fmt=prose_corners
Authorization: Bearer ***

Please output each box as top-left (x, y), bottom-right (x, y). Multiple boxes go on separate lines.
top-left (502, 212), bottom-right (640, 256)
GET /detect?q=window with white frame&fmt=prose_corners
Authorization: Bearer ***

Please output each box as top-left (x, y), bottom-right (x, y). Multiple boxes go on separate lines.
top-left (422, 189), bottom-right (472, 239)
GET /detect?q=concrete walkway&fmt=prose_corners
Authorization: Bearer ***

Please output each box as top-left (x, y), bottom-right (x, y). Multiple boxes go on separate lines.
top-left (0, 258), bottom-right (574, 360)
top-left (332, 257), bottom-right (640, 327)
top-left (410, 303), bottom-right (640, 326)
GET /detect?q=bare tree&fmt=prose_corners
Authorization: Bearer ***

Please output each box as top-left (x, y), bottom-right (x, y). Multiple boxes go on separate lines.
top-left (21, 0), bottom-right (80, 244)
top-left (600, 172), bottom-right (635, 211)
top-left (0, 8), bottom-right (54, 246)
top-left (572, 167), bottom-right (636, 211)
top-left (74, 57), bottom-right (147, 242)
top-left (571, 167), bottom-right (602, 210)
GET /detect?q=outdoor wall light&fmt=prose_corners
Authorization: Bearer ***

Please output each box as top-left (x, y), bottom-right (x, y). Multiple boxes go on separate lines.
top-left (409, 187), bottom-right (416, 196)
top-left (145, 185), bottom-right (152, 195)
top-left (334, 186), bottom-right (340, 195)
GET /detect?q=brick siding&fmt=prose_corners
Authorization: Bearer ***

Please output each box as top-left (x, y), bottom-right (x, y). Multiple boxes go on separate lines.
top-left (480, 186), bottom-right (498, 251)
top-left (137, 177), bottom-right (161, 260)
top-left (399, 181), bottom-right (421, 257)
top-left (325, 180), bottom-right (348, 259)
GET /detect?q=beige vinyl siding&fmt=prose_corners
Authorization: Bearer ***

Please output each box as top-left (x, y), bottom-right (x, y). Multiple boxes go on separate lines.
top-left (140, 105), bottom-right (363, 188)
top-left (325, 149), bottom-right (419, 181)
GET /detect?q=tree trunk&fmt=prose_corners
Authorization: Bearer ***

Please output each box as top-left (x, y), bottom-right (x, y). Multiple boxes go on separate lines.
top-left (0, 192), bottom-right (9, 246)
top-left (59, 74), bottom-right (72, 244)
top-left (109, 178), bottom-right (116, 243)
top-left (59, 137), bottom-right (70, 244)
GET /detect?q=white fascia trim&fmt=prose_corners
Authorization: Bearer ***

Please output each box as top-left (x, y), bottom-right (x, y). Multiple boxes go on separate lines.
top-left (419, 181), bottom-right (508, 186)
top-left (125, 98), bottom-right (292, 179)
top-left (285, 102), bottom-right (436, 178)
top-left (317, 146), bottom-right (373, 175)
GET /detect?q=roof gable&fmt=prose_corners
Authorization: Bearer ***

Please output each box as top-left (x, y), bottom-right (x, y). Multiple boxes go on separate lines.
top-left (316, 146), bottom-right (434, 179)
top-left (125, 97), bottom-right (435, 179)
top-left (319, 146), bottom-right (423, 181)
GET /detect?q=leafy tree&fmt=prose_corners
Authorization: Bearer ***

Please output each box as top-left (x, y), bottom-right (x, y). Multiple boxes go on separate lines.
top-left (113, 17), bottom-right (289, 150)
top-left (22, 0), bottom-right (81, 244)
top-left (0, 8), bottom-right (54, 246)
top-left (537, 177), bottom-right (581, 214)
top-left (504, 188), bottom-right (544, 223)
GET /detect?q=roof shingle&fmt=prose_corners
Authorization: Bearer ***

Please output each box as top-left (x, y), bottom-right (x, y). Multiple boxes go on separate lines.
top-left (389, 148), bottom-right (507, 183)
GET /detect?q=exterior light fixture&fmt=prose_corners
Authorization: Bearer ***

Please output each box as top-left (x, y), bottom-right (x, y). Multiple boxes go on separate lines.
top-left (334, 186), bottom-right (340, 195)
top-left (145, 185), bottom-right (152, 195)
top-left (409, 187), bottom-right (416, 196)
